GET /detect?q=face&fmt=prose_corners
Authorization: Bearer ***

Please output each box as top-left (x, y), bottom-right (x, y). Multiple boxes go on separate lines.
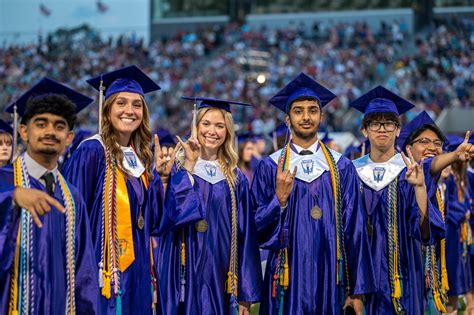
top-left (406, 129), bottom-right (443, 162)
top-left (242, 141), bottom-right (256, 162)
top-left (20, 113), bottom-right (74, 157)
top-left (0, 134), bottom-right (12, 164)
top-left (197, 109), bottom-right (227, 155)
top-left (109, 92), bottom-right (144, 139)
top-left (362, 118), bottom-right (400, 151)
top-left (286, 99), bottom-right (321, 141)
top-left (256, 139), bottom-right (266, 155)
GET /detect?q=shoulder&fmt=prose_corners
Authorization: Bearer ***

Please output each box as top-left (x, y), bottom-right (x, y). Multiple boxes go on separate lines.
top-left (0, 164), bottom-right (14, 191)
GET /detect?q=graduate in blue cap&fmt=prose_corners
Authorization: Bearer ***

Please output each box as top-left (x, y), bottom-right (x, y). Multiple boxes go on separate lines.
top-left (0, 78), bottom-right (97, 314)
top-left (61, 65), bottom-right (196, 314)
top-left (156, 96), bottom-right (262, 315)
top-left (252, 73), bottom-right (374, 314)
top-left (350, 86), bottom-right (445, 315)
top-left (0, 120), bottom-right (13, 167)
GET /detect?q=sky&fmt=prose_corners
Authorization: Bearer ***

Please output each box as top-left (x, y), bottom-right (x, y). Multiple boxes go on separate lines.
top-left (0, 0), bottom-right (149, 45)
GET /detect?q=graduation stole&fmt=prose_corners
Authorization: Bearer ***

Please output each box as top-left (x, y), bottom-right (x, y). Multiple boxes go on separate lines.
top-left (9, 156), bottom-right (77, 315)
top-left (424, 187), bottom-right (448, 313)
top-left (271, 141), bottom-right (348, 309)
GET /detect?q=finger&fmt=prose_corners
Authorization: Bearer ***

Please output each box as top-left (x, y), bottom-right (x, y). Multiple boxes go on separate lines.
top-left (176, 135), bottom-right (186, 147)
top-left (406, 146), bottom-right (416, 165)
top-left (277, 156), bottom-right (284, 173)
top-left (154, 134), bottom-right (162, 156)
top-left (30, 209), bottom-right (43, 228)
top-left (464, 130), bottom-right (471, 144)
top-left (400, 151), bottom-right (411, 167)
top-left (38, 199), bottom-right (51, 214)
top-left (45, 194), bottom-right (65, 213)
top-left (34, 203), bottom-right (45, 216)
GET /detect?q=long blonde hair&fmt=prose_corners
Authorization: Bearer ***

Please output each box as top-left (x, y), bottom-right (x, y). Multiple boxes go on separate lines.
top-left (100, 92), bottom-right (153, 179)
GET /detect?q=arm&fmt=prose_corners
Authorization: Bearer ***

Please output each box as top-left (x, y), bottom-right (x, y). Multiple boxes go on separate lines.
top-left (237, 173), bottom-right (262, 304)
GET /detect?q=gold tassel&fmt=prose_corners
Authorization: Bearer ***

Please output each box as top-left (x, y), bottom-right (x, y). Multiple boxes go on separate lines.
top-left (180, 242), bottom-right (186, 267)
top-left (440, 239), bottom-right (449, 292)
top-left (433, 292), bottom-right (447, 313)
top-left (393, 276), bottom-right (401, 299)
top-left (226, 272), bottom-right (232, 294)
top-left (281, 249), bottom-right (289, 288)
top-left (101, 271), bottom-right (111, 299)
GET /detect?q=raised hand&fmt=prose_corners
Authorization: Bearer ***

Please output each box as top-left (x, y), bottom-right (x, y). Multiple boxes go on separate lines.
top-left (402, 146), bottom-right (425, 187)
top-left (275, 156), bottom-right (297, 207)
top-left (344, 295), bottom-right (364, 315)
top-left (13, 187), bottom-right (65, 228)
top-left (154, 134), bottom-right (176, 178)
top-left (176, 135), bottom-right (201, 173)
top-left (455, 130), bottom-right (474, 162)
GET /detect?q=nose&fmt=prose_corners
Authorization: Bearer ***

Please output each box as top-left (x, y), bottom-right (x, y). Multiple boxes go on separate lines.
top-left (124, 103), bottom-right (134, 115)
top-left (302, 110), bottom-right (310, 120)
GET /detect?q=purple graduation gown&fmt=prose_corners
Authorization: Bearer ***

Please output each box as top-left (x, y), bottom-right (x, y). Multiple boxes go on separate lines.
top-left (444, 174), bottom-right (472, 295)
top-left (357, 165), bottom-right (445, 314)
top-left (0, 164), bottom-right (98, 314)
top-left (62, 138), bottom-right (167, 314)
top-left (252, 146), bottom-right (374, 314)
top-left (157, 166), bottom-right (263, 314)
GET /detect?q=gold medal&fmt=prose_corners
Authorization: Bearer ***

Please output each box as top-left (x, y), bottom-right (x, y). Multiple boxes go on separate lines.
top-left (311, 206), bottom-right (322, 220)
top-left (137, 214), bottom-right (145, 230)
top-left (195, 220), bottom-right (208, 233)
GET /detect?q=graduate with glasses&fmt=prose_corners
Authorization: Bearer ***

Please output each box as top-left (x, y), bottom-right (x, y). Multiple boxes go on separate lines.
top-left (157, 97), bottom-right (262, 315)
top-left (0, 78), bottom-right (97, 314)
top-left (350, 86), bottom-right (445, 314)
top-left (252, 73), bottom-right (374, 314)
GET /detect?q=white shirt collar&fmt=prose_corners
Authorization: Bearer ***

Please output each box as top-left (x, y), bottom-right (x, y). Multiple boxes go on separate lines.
top-left (23, 152), bottom-right (58, 182)
top-left (292, 140), bottom-right (319, 154)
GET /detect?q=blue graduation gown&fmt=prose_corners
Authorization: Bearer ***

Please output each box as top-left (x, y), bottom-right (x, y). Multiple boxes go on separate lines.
top-left (62, 137), bottom-right (166, 314)
top-left (253, 146), bottom-right (374, 314)
top-left (444, 174), bottom-right (472, 295)
top-left (157, 165), bottom-right (263, 315)
top-left (0, 164), bottom-right (98, 314)
top-left (354, 155), bottom-right (445, 315)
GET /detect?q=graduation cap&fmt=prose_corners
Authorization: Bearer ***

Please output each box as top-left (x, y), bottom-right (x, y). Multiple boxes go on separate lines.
top-left (86, 65), bottom-right (161, 100)
top-left (63, 128), bottom-right (94, 161)
top-left (445, 134), bottom-right (465, 153)
top-left (0, 120), bottom-right (13, 135)
top-left (181, 96), bottom-right (251, 113)
top-left (156, 127), bottom-right (177, 147)
top-left (396, 111), bottom-right (446, 151)
top-left (343, 143), bottom-right (360, 159)
top-left (350, 85), bottom-right (414, 116)
top-left (5, 77), bottom-right (94, 116)
top-left (322, 132), bottom-right (333, 145)
top-left (268, 73), bottom-right (336, 113)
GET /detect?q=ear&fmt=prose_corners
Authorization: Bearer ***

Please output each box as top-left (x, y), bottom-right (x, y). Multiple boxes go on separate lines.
top-left (285, 114), bottom-right (291, 128)
top-left (396, 127), bottom-right (401, 137)
top-left (65, 131), bottom-right (75, 147)
top-left (19, 124), bottom-right (28, 142)
top-left (361, 127), bottom-right (368, 138)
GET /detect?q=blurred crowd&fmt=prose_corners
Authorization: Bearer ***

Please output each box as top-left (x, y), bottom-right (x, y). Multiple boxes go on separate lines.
top-left (1, 16), bottom-right (472, 138)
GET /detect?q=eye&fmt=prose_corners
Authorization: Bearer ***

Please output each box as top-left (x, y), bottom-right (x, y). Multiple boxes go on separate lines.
top-left (56, 124), bottom-right (66, 131)
top-left (36, 122), bottom-right (46, 128)
top-left (133, 102), bottom-right (142, 108)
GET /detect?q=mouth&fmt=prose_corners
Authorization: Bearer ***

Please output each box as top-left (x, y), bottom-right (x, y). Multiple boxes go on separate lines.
top-left (423, 153), bottom-right (436, 158)
top-left (120, 117), bottom-right (137, 125)
top-left (203, 136), bottom-right (219, 144)
top-left (300, 123), bottom-right (313, 129)
top-left (40, 138), bottom-right (59, 145)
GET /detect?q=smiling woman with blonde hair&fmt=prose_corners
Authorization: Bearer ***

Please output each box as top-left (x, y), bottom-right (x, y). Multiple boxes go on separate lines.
top-left (157, 97), bottom-right (262, 315)
top-left (62, 65), bottom-right (193, 314)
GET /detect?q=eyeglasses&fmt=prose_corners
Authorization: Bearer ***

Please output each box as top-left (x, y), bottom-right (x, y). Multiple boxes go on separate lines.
top-left (411, 138), bottom-right (443, 148)
top-left (367, 121), bottom-right (399, 132)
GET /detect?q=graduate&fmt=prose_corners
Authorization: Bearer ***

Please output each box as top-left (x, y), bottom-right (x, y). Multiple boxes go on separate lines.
top-left (252, 73), bottom-right (374, 314)
top-left (350, 86), bottom-right (445, 314)
top-left (0, 120), bottom-right (13, 167)
top-left (0, 78), bottom-right (97, 314)
top-left (397, 111), bottom-right (450, 313)
top-left (157, 97), bottom-right (262, 315)
top-left (62, 65), bottom-right (188, 314)
top-left (237, 133), bottom-right (257, 183)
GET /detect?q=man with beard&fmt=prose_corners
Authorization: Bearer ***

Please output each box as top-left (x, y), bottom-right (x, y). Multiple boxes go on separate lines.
top-left (0, 78), bottom-right (98, 314)
top-left (252, 73), bottom-right (374, 314)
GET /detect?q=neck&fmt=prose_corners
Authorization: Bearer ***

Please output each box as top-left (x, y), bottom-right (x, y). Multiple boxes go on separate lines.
top-left (26, 149), bottom-right (58, 170)
top-left (292, 134), bottom-right (318, 149)
top-left (117, 132), bottom-right (131, 147)
top-left (201, 148), bottom-right (219, 161)
top-left (369, 146), bottom-right (396, 163)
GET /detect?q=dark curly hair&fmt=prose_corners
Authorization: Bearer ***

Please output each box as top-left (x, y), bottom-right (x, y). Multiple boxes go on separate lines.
top-left (21, 94), bottom-right (77, 130)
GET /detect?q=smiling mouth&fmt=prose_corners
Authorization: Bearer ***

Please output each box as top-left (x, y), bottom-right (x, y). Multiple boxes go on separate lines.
top-left (120, 117), bottom-right (136, 124)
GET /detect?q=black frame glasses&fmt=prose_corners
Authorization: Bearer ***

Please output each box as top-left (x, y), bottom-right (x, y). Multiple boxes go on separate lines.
top-left (366, 121), bottom-right (400, 132)
top-left (410, 138), bottom-right (444, 148)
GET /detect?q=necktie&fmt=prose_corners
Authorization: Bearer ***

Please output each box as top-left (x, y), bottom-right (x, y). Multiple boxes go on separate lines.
top-left (41, 172), bottom-right (55, 196)
top-left (299, 150), bottom-right (313, 156)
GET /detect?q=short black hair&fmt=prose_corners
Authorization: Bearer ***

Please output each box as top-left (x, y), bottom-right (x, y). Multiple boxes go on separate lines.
top-left (406, 124), bottom-right (445, 146)
top-left (21, 94), bottom-right (77, 130)
top-left (361, 112), bottom-right (400, 129)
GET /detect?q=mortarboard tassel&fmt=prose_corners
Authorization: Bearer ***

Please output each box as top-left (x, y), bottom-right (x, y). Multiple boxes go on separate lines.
top-left (98, 77), bottom-right (105, 132)
top-left (12, 105), bottom-right (19, 159)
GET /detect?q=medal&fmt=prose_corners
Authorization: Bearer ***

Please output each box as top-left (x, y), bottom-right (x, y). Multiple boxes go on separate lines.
top-left (311, 206), bottom-right (322, 220)
top-left (137, 213), bottom-right (145, 230)
top-left (195, 220), bottom-right (208, 233)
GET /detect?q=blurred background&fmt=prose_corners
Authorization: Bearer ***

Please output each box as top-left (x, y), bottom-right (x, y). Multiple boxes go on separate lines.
top-left (1, 0), bottom-right (473, 153)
